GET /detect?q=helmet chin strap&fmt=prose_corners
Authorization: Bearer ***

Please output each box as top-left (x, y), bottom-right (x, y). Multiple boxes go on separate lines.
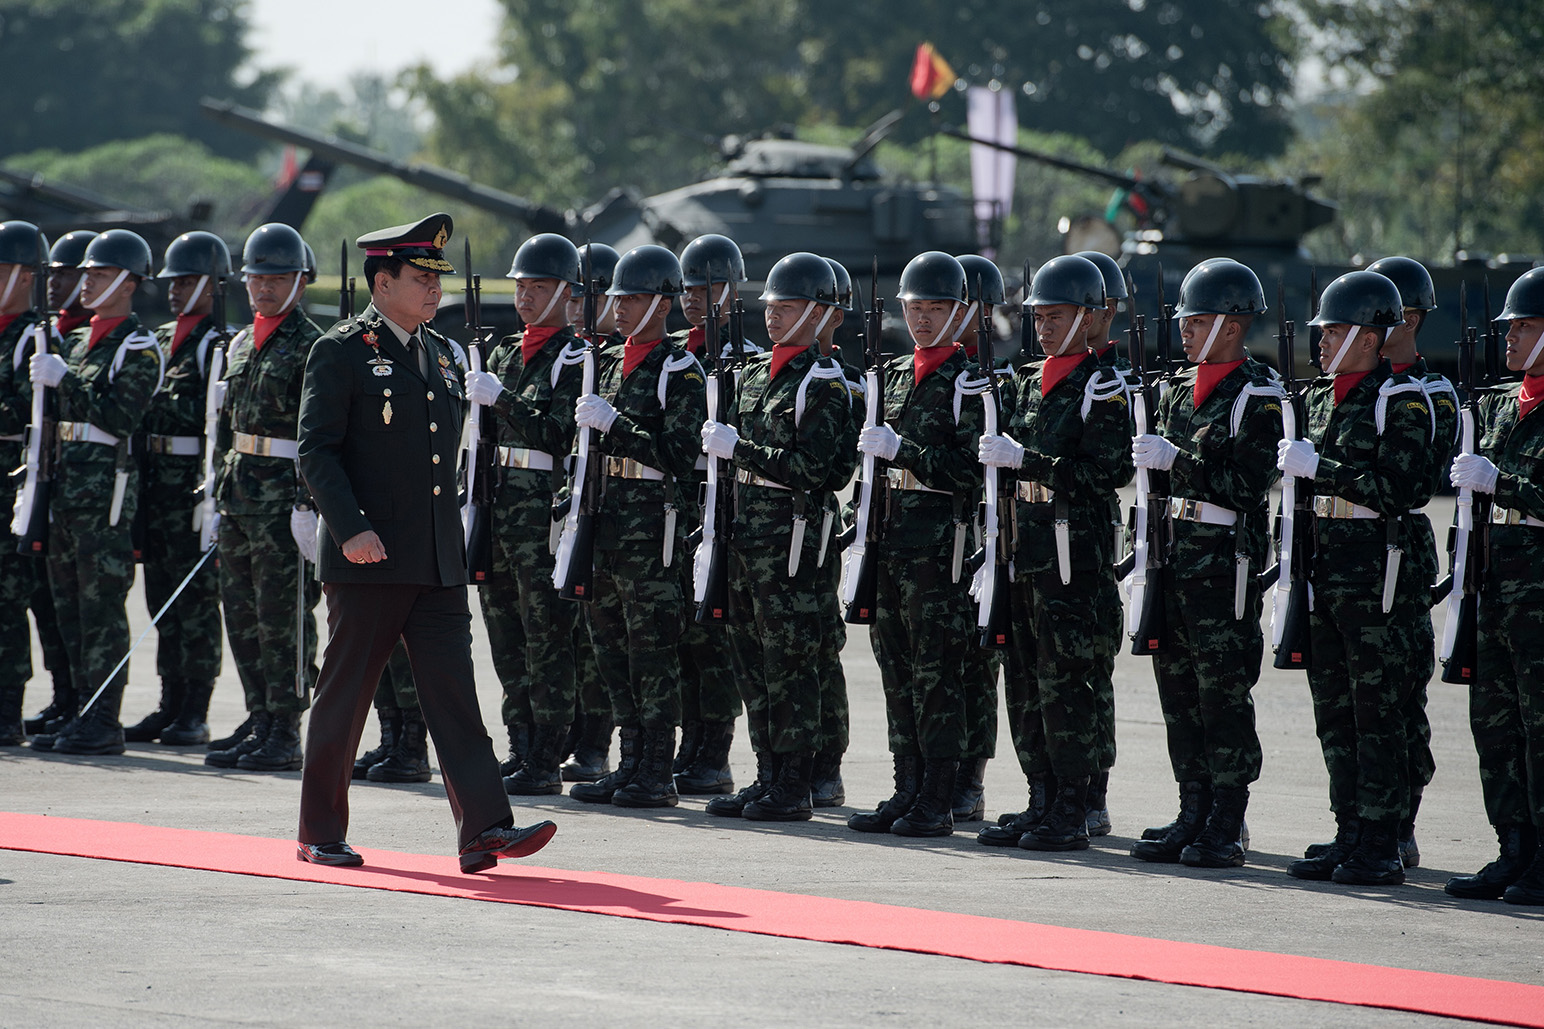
top-left (1196, 314), bottom-right (1225, 363)
top-left (83, 268), bottom-right (130, 310)
top-left (184, 274), bottom-right (209, 315)
top-left (1051, 308), bottom-right (1085, 356)
top-left (1524, 323), bottom-right (1544, 373)
top-left (1323, 325), bottom-right (1390, 376)
top-left (772, 300), bottom-right (820, 346)
top-left (248, 273), bottom-right (302, 317)
top-left (532, 281), bottom-right (566, 325)
top-left (624, 295), bottom-right (663, 339)
top-left (597, 295), bottom-right (614, 325)
top-left (63, 273), bottom-right (85, 310)
top-left (951, 301), bottom-right (978, 343)
top-left (0, 265), bottom-right (19, 310)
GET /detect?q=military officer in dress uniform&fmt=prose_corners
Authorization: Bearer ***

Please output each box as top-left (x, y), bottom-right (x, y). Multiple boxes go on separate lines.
top-left (295, 213), bottom-right (555, 871)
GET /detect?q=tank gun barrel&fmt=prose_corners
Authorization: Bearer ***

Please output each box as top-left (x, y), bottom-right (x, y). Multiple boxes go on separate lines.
top-left (200, 97), bottom-right (571, 237)
top-left (937, 125), bottom-right (1165, 198)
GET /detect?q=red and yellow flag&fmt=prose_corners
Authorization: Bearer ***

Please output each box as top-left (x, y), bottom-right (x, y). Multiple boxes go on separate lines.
top-left (910, 42), bottom-right (955, 101)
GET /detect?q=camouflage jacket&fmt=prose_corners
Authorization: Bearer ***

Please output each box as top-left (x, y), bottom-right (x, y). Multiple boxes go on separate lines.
top-left (484, 324), bottom-right (585, 486)
top-left (1301, 360), bottom-right (1434, 588)
top-left (1479, 383), bottom-right (1544, 604)
top-left (1005, 352), bottom-right (1134, 575)
top-left (1149, 354), bottom-right (1284, 578)
top-left (53, 314), bottom-right (163, 511)
top-left (216, 306), bottom-right (322, 515)
top-left (589, 337), bottom-right (706, 548)
top-left (671, 323), bottom-right (758, 522)
top-left (142, 315), bottom-right (223, 486)
top-left (823, 342), bottom-right (864, 497)
top-left (1402, 357), bottom-right (1460, 588)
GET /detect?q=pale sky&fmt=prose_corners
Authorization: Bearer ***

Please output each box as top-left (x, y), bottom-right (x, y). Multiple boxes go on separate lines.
top-left (245, 0), bottom-right (505, 90)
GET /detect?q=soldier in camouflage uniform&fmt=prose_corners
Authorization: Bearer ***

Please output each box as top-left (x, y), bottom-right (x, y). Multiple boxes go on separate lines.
top-left (206, 223), bottom-right (322, 772)
top-left (463, 233), bottom-right (587, 795)
top-left (121, 232), bottom-right (230, 746)
top-left (568, 245), bottom-right (705, 809)
top-left (846, 251), bottom-right (984, 839)
top-left (1277, 270), bottom-right (1434, 887)
top-left (1445, 267), bottom-right (1544, 905)
top-left (976, 255), bottom-right (1133, 851)
top-left (27, 229), bottom-right (165, 755)
top-left (701, 252), bottom-right (851, 822)
top-left (1127, 259), bottom-right (1282, 867)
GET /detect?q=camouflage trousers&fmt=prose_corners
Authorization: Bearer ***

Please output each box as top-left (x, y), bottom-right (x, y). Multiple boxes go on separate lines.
top-left (47, 498), bottom-right (138, 719)
top-left (218, 510), bottom-right (319, 715)
top-left (1001, 568), bottom-right (1103, 780)
top-left (1397, 607), bottom-right (1436, 802)
top-left (1151, 571), bottom-right (1264, 788)
top-left (479, 479), bottom-right (578, 728)
top-left (586, 542), bottom-right (685, 730)
top-left (1472, 595), bottom-right (1544, 827)
top-left (678, 546), bottom-right (743, 725)
top-left (1090, 569), bottom-right (1121, 771)
top-left (815, 537), bottom-right (849, 754)
top-left (1306, 583), bottom-right (1422, 825)
top-left (373, 638), bottom-right (418, 712)
top-left (871, 543), bottom-right (972, 759)
top-left (31, 560), bottom-right (68, 676)
top-left (573, 616), bottom-right (610, 725)
top-left (961, 643), bottom-right (1001, 761)
top-left (141, 460), bottom-right (222, 681)
top-left (727, 534), bottom-right (824, 756)
top-left (0, 519), bottom-right (43, 693)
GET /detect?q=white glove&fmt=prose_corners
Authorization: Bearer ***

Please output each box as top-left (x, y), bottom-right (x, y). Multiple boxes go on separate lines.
top-left (1450, 452), bottom-right (1499, 494)
top-left (465, 369), bottom-right (504, 406)
top-left (978, 433), bottom-right (1026, 469)
top-left (702, 420), bottom-right (740, 460)
top-left (575, 393), bottom-right (618, 432)
top-left (30, 352), bottom-right (66, 388)
top-left (1277, 438), bottom-right (1320, 480)
top-left (290, 506), bottom-right (319, 563)
top-left (857, 424), bottom-right (902, 461)
top-left (968, 561), bottom-right (986, 601)
top-left (1132, 433), bottom-right (1179, 471)
top-left (212, 380), bottom-right (228, 410)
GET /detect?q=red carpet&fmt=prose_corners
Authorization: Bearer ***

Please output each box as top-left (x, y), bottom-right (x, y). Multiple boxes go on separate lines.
top-left (4, 812), bottom-right (1541, 1027)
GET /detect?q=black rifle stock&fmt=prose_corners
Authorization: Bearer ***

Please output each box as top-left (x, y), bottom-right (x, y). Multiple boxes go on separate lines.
top-left (976, 278), bottom-right (1012, 648)
top-left (1271, 280), bottom-right (1312, 670)
top-left (1126, 274), bottom-right (1167, 655)
top-left (556, 246), bottom-right (601, 601)
top-left (462, 239), bottom-right (496, 583)
top-left (841, 259), bottom-right (885, 624)
top-left (696, 273), bottom-right (734, 624)
top-left (13, 232), bottom-right (52, 555)
top-left (1440, 285), bottom-right (1486, 683)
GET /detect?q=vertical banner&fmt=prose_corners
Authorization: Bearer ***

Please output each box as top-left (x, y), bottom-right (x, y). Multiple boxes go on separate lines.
top-left (967, 84), bottom-right (1018, 257)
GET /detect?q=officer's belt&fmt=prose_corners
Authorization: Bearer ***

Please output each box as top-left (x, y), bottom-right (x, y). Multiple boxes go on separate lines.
top-left (1492, 505), bottom-right (1544, 528)
top-left (498, 446), bottom-right (554, 471)
top-left (233, 431), bottom-right (298, 460)
top-left (1169, 496), bottom-right (1237, 526)
top-left (57, 421), bottom-right (119, 446)
top-left (1312, 495), bottom-right (1377, 520)
top-left (885, 468), bottom-right (949, 494)
top-left (145, 434), bottom-right (202, 457)
top-left (606, 456), bottom-right (664, 481)
top-left (1016, 480), bottom-right (1054, 504)
top-left (736, 469), bottom-right (790, 490)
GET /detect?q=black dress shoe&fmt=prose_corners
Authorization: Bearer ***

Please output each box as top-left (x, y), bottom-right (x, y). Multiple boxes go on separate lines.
top-left (458, 821), bottom-right (557, 873)
top-left (296, 842), bottom-right (363, 867)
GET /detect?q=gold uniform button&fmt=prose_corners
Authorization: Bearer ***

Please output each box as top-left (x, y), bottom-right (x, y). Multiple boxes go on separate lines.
top-left (432, 454), bottom-right (440, 464)
top-left (427, 390), bottom-right (435, 400)
top-left (429, 422), bottom-right (438, 432)
top-left (433, 486), bottom-right (441, 496)
top-left (383, 388), bottom-right (392, 397)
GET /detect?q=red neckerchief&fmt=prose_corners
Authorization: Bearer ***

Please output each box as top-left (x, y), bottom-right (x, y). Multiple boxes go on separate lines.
top-left (622, 335), bottom-right (664, 378)
top-left (770, 344), bottom-right (809, 379)
top-left (1333, 371), bottom-right (1371, 407)
top-left (87, 315), bottom-right (127, 350)
top-left (1040, 351), bottom-right (1087, 396)
top-left (252, 312), bottom-right (287, 351)
top-left (0, 314), bottom-right (19, 338)
top-left (1520, 375), bottom-right (1544, 420)
top-left (521, 324), bottom-right (562, 367)
top-left (56, 310), bottom-right (89, 337)
top-left (1391, 359), bottom-right (1418, 375)
top-left (1097, 341), bottom-right (1117, 360)
top-left (685, 325), bottom-right (707, 354)
top-left (1193, 359), bottom-right (1244, 409)
top-left (170, 314), bottom-right (204, 356)
top-left (962, 342), bottom-right (978, 359)
top-left (914, 343), bottom-right (959, 384)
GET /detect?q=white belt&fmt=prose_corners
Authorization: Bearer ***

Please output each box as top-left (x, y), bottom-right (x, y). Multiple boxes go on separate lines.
top-left (498, 446), bottom-right (554, 471)
top-left (606, 456), bottom-right (665, 481)
top-left (1016, 480), bottom-right (1054, 504)
top-left (885, 467), bottom-right (949, 494)
top-left (232, 431), bottom-right (298, 460)
top-left (736, 468), bottom-right (790, 490)
top-left (1169, 496), bottom-right (1237, 526)
top-left (1312, 495), bottom-right (1378, 520)
top-left (145, 434), bottom-right (202, 456)
top-left (1493, 505), bottom-right (1544, 528)
top-left (57, 421), bottom-right (119, 446)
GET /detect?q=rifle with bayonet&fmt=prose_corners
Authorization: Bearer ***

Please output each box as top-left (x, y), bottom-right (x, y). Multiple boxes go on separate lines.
top-left (462, 239), bottom-right (496, 583)
top-left (1271, 280), bottom-right (1313, 670)
top-left (338, 239), bottom-right (356, 323)
top-left (1125, 273), bottom-right (1167, 655)
top-left (194, 274), bottom-right (232, 554)
top-left (553, 246), bottom-right (602, 601)
top-left (1439, 283), bottom-right (1487, 683)
top-left (12, 229), bottom-right (53, 554)
top-left (841, 259), bottom-right (885, 624)
top-left (975, 276), bottom-right (1013, 648)
top-left (695, 271), bottom-right (735, 623)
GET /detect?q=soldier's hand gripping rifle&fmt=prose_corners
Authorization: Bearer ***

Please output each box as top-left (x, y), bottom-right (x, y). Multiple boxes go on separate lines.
top-left (1270, 281), bottom-right (1312, 670)
top-left (12, 230), bottom-right (52, 554)
top-left (975, 277), bottom-right (1013, 648)
top-left (1125, 274), bottom-right (1167, 655)
top-left (553, 247), bottom-right (601, 600)
top-left (695, 273), bottom-right (735, 623)
top-left (462, 239), bottom-right (496, 583)
top-left (195, 275), bottom-right (232, 553)
top-left (841, 259), bottom-right (885, 624)
top-left (1440, 286), bottom-right (1487, 683)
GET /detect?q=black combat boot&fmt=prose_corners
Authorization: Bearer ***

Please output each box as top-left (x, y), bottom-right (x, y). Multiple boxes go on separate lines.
top-left (570, 726), bottom-right (640, 804)
top-left (676, 719), bottom-right (734, 795)
top-left (1019, 776), bottom-right (1091, 851)
top-left (160, 678), bottom-right (214, 746)
top-left (206, 710), bottom-right (271, 767)
top-left (1131, 780), bottom-right (1210, 863)
top-left (1085, 767), bottom-right (1112, 837)
top-left (1180, 785), bottom-right (1250, 868)
top-left (674, 720), bottom-right (702, 776)
top-left (1503, 842), bottom-right (1544, 906)
top-left (207, 713), bottom-right (255, 752)
top-left (1139, 781), bottom-right (1212, 841)
top-left (978, 773), bottom-right (1056, 846)
top-left (368, 707), bottom-right (432, 784)
top-left (0, 680), bottom-right (26, 745)
top-left (353, 707), bottom-right (401, 780)
top-left (1289, 813), bottom-right (1360, 880)
top-left (951, 758), bottom-right (988, 822)
top-left (123, 678), bottom-right (185, 743)
top-left (236, 711), bottom-right (303, 772)
top-left (743, 751), bottom-right (814, 822)
top-left (24, 674), bottom-right (76, 735)
top-left (561, 717), bottom-right (613, 782)
top-left (1398, 787), bottom-right (1422, 868)
top-left (613, 727), bottom-right (680, 808)
top-left (503, 721), bottom-right (568, 795)
top-left (810, 749), bottom-right (846, 807)
top-left (499, 721), bottom-right (531, 778)
top-left (1331, 819), bottom-right (1405, 886)
top-left (53, 681), bottom-right (127, 756)
top-left (706, 749), bottom-right (778, 817)
top-left (891, 758), bottom-right (959, 838)
top-left (1446, 824), bottom-right (1538, 900)
top-left (848, 754), bottom-right (922, 833)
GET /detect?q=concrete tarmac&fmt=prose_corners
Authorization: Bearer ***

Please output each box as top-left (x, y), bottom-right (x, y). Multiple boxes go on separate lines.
top-left (4, 497), bottom-right (1541, 1027)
